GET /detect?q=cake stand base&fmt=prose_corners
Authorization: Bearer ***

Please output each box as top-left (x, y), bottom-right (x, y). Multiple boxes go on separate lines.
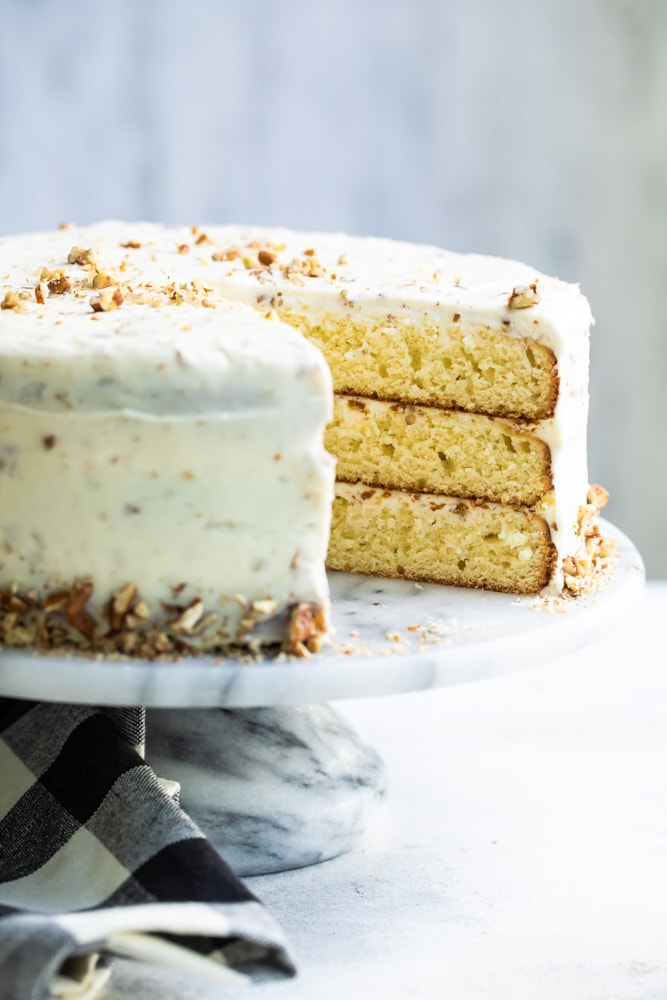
top-left (145, 704), bottom-right (386, 876)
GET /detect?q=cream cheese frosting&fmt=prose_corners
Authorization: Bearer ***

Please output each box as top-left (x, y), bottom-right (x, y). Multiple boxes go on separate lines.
top-left (0, 221), bottom-right (596, 603)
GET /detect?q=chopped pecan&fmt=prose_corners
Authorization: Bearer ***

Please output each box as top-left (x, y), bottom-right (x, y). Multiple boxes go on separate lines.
top-left (0, 290), bottom-right (20, 310)
top-left (91, 287), bottom-right (123, 312)
top-left (154, 632), bottom-right (174, 654)
top-left (507, 283), bottom-right (540, 309)
top-left (587, 483), bottom-right (609, 510)
top-left (285, 603), bottom-right (319, 653)
top-left (125, 600), bottom-right (151, 630)
top-left (0, 590), bottom-right (28, 615)
top-left (43, 592), bottom-right (68, 614)
top-left (212, 247), bottom-right (240, 262)
top-left (65, 581), bottom-right (96, 640)
top-left (171, 598), bottom-right (204, 633)
top-left (251, 598), bottom-right (278, 617)
top-left (67, 246), bottom-right (95, 266)
top-left (109, 583), bottom-right (138, 631)
top-left (92, 271), bottom-right (114, 289)
top-left (47, 276), bottom-right (72, 295)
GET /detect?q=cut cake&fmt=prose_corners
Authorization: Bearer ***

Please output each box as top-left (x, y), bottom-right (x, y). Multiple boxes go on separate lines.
top-left (0, 222), bottom-right (610, 660)
top-left (156, 223), bottom-right (606, 597)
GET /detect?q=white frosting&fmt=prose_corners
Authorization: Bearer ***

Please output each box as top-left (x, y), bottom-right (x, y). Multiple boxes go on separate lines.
top-left (0, 294), bottom-right (334, 640)
top-left (0, 222), bottom-right (593, 597)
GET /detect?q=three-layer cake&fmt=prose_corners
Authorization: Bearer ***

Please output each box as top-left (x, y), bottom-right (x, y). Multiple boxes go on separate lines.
top-left (0, 222), bottom-right (610, 658)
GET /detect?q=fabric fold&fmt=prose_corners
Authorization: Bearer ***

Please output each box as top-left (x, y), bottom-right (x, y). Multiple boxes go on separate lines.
top-left (0, 699), bottom-right (295, 1000)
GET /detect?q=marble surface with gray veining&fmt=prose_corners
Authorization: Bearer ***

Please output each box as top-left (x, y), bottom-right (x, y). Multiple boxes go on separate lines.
top-left (145, 704), bottom-right (386, 875)
top-left (0, 0), bottom-right (664, 575)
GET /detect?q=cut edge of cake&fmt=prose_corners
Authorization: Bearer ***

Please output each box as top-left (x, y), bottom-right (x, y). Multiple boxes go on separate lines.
top-left (0, 221), bottom-right (614, 657)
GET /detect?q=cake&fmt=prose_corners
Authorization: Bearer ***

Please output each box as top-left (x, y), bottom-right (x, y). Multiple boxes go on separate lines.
top-left (0, 240), bottom-right (334, 658)
top-left (0, 222), bottom-right (609, 660)
top-left (188, 227), bottom-right (608, 596)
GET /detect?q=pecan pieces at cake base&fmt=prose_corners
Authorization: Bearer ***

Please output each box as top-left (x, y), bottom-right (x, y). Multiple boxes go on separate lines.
top-left (235, 597), bottom-right (329, 658)
top-left (284, 602), bottom-right (329, 657)
top-left (562, 484), bottom-right (616, 596)
top-left (0, 579), bottom-right (329, 661)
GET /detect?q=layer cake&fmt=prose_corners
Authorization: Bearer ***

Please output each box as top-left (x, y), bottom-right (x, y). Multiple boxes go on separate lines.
top-left (194, 227), bottom-right (608, 596)
top-left (0, 222), bottom-right (610, 662)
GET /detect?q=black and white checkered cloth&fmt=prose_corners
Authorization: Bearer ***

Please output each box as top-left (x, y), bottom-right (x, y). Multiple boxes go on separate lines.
top-left (0, 698), bottom-right (295, 999)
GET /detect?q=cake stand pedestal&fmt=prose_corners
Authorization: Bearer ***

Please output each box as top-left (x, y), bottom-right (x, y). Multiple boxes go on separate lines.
top-left (0, 521), bottom-right (644, 876)
top-left (146, 704), bottom-right (386, 876)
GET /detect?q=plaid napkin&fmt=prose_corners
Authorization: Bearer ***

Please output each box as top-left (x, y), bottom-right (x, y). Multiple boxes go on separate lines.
top-left (0, 698), bottom-right (295, 1000)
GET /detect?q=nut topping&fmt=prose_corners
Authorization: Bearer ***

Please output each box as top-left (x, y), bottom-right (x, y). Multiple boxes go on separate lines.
top-left (1, 290), bottom-right (20, 310)
top-left (587, 483), bottom-right (609, 510)
top-left (171, 598), bottom-right (204, 633)
top-left (67, 246), bottom-right (96, 266)
top-left (65, 580), bottom-right (96, 640)
top-left (47, 275), bottom-right (72, 295)
top-left (90, 287), bottom-right (124, 312)
top-left (250, 598), bottom-right (278, 617)
top-left (507, 283), bottom-right (541, 309)
top-left (284, 602), bottom-right (327, 657)
top-left (92, 271), bottom-right (114, 289)
top-left (44, 591), bottom-right (70, 613)
top-left (212, 247), bottom-right (240, 262)
top-left (109, 583), bottom-right (138, 631)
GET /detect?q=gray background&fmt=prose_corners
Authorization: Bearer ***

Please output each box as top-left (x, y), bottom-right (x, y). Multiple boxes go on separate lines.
top-left (1, 0), bottom-right (665, 575)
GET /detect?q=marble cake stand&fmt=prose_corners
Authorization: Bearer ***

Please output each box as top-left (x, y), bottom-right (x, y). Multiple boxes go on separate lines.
top-left (0, 521), bottom-right (644, 875)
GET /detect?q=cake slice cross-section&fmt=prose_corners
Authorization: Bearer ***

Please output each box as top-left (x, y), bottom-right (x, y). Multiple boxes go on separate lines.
top-left (0, 222), bottom-right (612, 619)
top-left (186, 226), bottom-right (610, 596)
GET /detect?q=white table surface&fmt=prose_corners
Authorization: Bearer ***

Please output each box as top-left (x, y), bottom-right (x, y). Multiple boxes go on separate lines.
top-left (102, 580), bottom-right (667, 1000)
